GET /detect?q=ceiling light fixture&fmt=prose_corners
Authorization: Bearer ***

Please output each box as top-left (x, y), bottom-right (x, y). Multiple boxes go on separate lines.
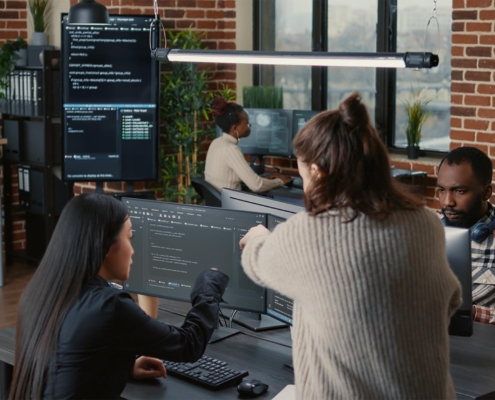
top-left (151, 49), bottom-right (439, 69)
top-left (68, 0), bottom-right (109, 25)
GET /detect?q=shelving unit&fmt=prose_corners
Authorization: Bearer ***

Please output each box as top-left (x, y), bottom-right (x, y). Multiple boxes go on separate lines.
top-left (1, 49), bottom-right (73, 264)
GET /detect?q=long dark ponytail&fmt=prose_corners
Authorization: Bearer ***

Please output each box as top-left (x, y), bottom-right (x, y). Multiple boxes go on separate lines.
top-left (9, 194), bottom-right (128, 399)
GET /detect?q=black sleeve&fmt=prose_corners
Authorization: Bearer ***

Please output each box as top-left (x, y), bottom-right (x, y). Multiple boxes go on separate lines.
top-left (113, 270), bottom-right (229, 362)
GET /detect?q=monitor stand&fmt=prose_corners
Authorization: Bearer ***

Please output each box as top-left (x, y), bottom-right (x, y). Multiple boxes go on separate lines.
top-left (208, 310), bottom-right (240, 344)
top-left (231, 311), bottom-right (288, 332)
top-left (249, 156), bottom-right (265, 175)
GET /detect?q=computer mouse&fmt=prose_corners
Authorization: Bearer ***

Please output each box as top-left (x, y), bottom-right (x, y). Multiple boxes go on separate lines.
top-left (237, 379), bottom-right (269, 397)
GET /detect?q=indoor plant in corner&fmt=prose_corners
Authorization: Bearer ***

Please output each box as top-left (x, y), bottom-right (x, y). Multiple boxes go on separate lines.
top-left (403, 86), bottom-right (432, 160)
top-left (28, 0), bottom-right (50, 46)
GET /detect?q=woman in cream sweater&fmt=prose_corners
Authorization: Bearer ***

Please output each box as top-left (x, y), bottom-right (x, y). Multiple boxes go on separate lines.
top-left (205, 98), bottom-right (291, 193)
top-left (240, 92), bottom-right (462, 399)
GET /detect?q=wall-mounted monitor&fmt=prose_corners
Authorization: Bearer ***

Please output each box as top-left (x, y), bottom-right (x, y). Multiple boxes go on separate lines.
top-left (61, 15), bottom-right (159, 182)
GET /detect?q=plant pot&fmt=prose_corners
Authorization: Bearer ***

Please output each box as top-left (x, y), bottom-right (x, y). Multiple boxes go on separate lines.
top-left (14, 49), bottom-right (27, 66)
top-left (32, 32), bottom-right (47, 46)
top-left (407, 145), bottom-right (420, 160)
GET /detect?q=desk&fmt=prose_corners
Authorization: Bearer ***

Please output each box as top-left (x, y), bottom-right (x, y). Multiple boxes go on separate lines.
top-left (264, 186), bottom-right (304, 206)
top-left (0, 300), bottom-right (294, 400)
top-left (1, 303), bottom-right (495, 399)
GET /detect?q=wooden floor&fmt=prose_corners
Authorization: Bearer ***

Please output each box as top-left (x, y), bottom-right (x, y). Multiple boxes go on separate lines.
top-left (0, 261), bottom-right (37, 329)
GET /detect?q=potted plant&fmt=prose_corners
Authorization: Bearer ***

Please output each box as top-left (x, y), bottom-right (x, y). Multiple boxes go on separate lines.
top-left (159, 28), bottom-right (235, 204)
top-left (403, 86), bottom-right (432, 159)
top-left (243, 86), bottom-right (283, 108)
top-left (28, 0), bottom-right (50, 45)
top-left (0, 37), bottom-right (28, 110)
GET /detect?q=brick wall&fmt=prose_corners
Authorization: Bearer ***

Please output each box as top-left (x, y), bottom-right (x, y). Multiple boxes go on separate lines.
top-left (69, 0), bottom-right (238, 195)
top-left (0, 1), bottom-right (28, 251)
top-left (0, 1), bottom-right (27, 45)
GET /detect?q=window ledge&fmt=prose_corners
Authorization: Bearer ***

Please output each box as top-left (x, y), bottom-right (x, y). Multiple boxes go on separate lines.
top-left (389, 153), bottom-right (444, 175)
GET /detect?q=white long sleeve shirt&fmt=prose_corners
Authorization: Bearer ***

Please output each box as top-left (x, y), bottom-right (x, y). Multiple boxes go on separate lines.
top-left (204, 133), bottom-right (284, 193)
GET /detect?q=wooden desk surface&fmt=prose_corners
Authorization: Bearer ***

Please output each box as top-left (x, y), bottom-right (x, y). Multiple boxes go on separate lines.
top-left (2, 301), bottom-right (495, 399)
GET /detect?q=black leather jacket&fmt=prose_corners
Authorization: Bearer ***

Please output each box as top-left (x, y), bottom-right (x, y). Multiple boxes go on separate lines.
top-left (43, 270), bottom-right (229, 399)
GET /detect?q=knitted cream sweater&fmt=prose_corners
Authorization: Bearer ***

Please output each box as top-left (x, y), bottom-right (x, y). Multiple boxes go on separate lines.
top-left (242, 207), bottom-right (462, 399)
top-left (204, 133), bottom-right (283, 193)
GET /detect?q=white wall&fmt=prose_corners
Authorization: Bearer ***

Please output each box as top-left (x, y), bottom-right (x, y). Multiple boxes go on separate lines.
top-left (27, 0), bottom-right (70, 48)
top-left (235, 0), bottom-right (253, 104)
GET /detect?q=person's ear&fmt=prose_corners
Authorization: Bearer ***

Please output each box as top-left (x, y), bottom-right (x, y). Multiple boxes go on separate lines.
top-left (310, 163), bottom-right (323, 179)
top-left (483, 184), bottom-right (493, 201)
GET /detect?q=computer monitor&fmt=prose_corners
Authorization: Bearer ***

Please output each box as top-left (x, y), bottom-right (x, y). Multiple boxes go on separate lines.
top-left (222, 189), bottom-right (304, 330)
top-left (215, 109), bottom-right (318, 157)
top-left (221, 188), bottom-right (304, 220)
top-left (291, 110), bottom-right (319, 157)
top-left (61, 15), bottom-right (159, 182)
top-left (445, 226), bottom-right (473, 337)
top-left (122, 198), bottom-right (267, 313)
top-left (264, 224), bottom-right (474, 334)
top-left (266, 214), bottom-right (294, 326)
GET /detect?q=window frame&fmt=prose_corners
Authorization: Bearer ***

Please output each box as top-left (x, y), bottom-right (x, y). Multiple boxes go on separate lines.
top-left (252, 0), bottom-right (448, 158)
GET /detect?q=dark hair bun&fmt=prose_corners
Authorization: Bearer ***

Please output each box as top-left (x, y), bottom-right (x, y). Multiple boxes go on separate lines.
top-left (211, 97), bottom-right (229, 117)
top-left (338, 91), bottom-right (369, 129)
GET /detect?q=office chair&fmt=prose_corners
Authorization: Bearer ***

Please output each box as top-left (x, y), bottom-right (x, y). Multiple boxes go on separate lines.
top-left (191, 178), bottom-right (222, 207)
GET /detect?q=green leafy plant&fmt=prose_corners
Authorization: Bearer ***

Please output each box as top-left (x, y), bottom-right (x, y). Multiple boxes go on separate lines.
top-left (0, 37), bottom-right (28, 100)
top-left (243, 86), bottom-right (283, 108)
top-left (403, 86), bottom-right (432, 148)
top-left (159, 28), bottom-right (235, 204)
top-left (28, 0), bottom-right (50, 33)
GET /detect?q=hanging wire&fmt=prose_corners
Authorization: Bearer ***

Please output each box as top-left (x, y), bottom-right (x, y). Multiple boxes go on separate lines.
top-left (423, 0), bottom-right (439, 55)
top-left (149, 0), bottom-right (166, 56)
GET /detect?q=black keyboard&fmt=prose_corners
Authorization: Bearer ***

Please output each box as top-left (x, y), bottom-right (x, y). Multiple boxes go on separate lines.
top-left (163, 355), bottom-right (249, 390)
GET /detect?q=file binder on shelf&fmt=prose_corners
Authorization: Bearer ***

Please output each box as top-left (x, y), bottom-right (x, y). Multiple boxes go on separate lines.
top-left (17, 165), bottom-right (30, 209)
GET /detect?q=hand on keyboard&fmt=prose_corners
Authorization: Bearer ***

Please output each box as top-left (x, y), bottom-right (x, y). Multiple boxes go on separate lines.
top-left (263, 173), bottom-right (293, 186)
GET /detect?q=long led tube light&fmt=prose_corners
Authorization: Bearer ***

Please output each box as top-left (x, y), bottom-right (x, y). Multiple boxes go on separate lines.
top-left (153, 49), bottom-right (439, 69)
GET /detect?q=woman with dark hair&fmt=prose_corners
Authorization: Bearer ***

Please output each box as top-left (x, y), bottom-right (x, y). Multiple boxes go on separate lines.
top-left (205, 97), bottom-right (292, 192)
top-left (239, 92), bottom-right (462, 398)
top-left (9, 194), bottom-right (228, 400)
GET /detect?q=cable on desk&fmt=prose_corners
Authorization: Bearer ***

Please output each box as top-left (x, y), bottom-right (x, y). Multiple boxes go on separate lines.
top-left (238, 330), bottom-right (293, 349)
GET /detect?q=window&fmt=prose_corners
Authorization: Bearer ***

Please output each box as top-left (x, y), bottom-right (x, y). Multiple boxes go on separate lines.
top-left (257, 0), bottom-right (313, 109)
top-left (254, 0), bottom-right (452, 153)
top-left (395, 1), bottom-right (452, 151)
top-left (327, 1), bottom-right (378, 123)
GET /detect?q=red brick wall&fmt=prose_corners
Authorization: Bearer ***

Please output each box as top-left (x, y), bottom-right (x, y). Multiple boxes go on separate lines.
top-left (69, 0), bottom-right (238, 195)
top-left (0, 1), bottom-right (28, 251)
top-left (0, 0), bottom-right (27, 45)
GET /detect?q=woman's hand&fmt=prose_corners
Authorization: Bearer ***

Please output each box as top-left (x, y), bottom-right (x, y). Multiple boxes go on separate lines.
top-left (133, 356), bottom-right (167, 380)
top-left (239, 225), bottom-right (270, 249)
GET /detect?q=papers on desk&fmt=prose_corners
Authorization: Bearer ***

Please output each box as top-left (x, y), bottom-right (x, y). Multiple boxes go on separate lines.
top-left (272, 384), bottom-right (295, 400)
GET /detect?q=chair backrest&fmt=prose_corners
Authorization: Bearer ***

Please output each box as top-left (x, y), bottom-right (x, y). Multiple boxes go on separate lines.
top-left (191, 178), bottom-right (222, 207)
